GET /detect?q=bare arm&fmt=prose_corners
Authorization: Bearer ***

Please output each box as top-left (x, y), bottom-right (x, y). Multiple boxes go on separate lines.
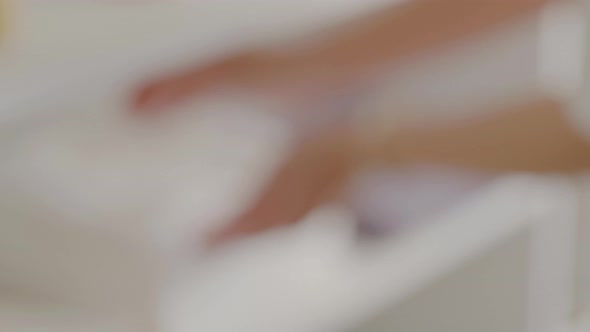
top-left (135, 0), bottom-right (551, 110)
top-left (381, 99), bottom-right (590, 173)
top-left (311, 0), bottom-right (551, 68)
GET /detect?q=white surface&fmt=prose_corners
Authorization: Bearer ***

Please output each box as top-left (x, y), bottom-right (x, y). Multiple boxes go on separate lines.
top-left (0, 176), bottom-right (579, 332)
top-left (161, 177), bottom-right (575, 332)
top-left (0, 297), bottom-right (131, 332)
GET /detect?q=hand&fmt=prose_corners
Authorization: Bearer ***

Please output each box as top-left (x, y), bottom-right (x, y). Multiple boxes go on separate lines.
top-left (133, 50), bottom-right (360, 113)
top-left (207, 129), bottom-right (363, 246)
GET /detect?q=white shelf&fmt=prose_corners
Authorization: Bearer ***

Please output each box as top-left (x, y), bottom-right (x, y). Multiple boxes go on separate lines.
top-left (0, 176), bottom-right (578, 332)
top-left (162, 176), bottom-right (575, 332)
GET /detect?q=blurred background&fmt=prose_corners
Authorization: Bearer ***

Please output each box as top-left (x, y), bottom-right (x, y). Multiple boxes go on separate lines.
top-left (0, 1), bottom-right (589, 332)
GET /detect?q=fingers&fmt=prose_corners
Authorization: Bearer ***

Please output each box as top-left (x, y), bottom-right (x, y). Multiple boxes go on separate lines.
top-left (133, 66), bottom-right (225, 112)
top-left (133, 55), bottom-right (254, 113)
top-left (133, 78), bottom-right (197, 112)
top-left (208, 131), bottom-right (359, 246)
top-left (207, 156), bottom-right (329, 246)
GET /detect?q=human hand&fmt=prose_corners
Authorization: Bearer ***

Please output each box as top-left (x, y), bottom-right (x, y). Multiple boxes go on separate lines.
top-left (133, 49), bottom-right (362, 113)
top-left (207, 129), bottom-right (364, 246)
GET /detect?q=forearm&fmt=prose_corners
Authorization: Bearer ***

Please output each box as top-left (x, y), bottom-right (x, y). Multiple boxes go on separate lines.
top-left (375, 99), bottom-right (590, 173)
top-left (313, 0), bottom-right (550, 69)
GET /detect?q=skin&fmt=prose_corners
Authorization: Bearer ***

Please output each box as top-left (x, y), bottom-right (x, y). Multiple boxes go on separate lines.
top-left (134, 0), bottom-right (551, 110)
top-left (208, 98), bottom-right (590, 244)
top-left (132, 0), bottom-right (579, 244)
